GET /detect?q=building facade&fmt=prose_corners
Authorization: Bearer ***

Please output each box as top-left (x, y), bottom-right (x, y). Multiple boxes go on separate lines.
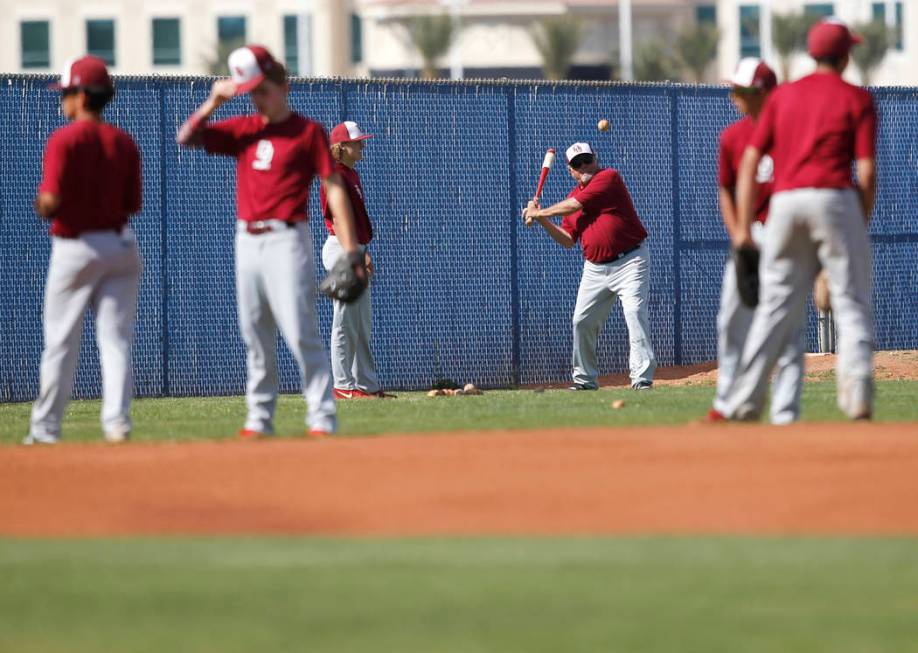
top-left (1, 0), bottom-right (360, 77)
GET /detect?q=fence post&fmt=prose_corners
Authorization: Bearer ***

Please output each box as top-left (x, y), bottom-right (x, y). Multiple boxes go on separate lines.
top-left (670, 85), bottom-right (683, 366)
top-left (158, 81), bottom-right (171, 397)
top-left (506, 84), bottom-right (521, 386)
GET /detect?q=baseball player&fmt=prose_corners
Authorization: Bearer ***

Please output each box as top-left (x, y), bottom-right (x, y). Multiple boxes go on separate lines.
top-left (710, 59), bottom-right (805, 425)
top-left (725, 18), bottom-right (877, 421)
top-left (26, 56), bottom-right (143, 444)
top-left (176, 44), bottom-right (365, 438)
top-left (320, 121), bottom-right (390, 399)
top-left (522, 143), bottom-right (656, 390)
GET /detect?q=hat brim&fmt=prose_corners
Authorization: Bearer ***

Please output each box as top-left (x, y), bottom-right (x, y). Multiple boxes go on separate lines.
top-left (332, 134), bottom-right (373, 145)
top-left (850, 32), bottom-right (863, 45)
top-left (233, 74), bottom-right (265, 95)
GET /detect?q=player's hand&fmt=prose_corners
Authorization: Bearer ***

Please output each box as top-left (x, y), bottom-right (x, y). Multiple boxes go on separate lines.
top-left (522, 200), bottom-right (540, 226)
top-left (730, 227), bottom-right (754, 250)
top-left (365, 251), bottom-right (374, 277)
top-left (209, 80), bottom-right (237, 106)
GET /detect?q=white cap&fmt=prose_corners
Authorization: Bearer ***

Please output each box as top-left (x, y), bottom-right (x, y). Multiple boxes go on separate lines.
top-left (565, 142), bottom-right (594, 163)
top-left (227, 45), bottom-right (280, 95)
top-left (728, 58), bottom-right (777, 91)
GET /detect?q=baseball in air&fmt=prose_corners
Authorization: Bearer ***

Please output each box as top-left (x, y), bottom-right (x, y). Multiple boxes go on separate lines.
top-left (597, 119), bottom-right (610, 132)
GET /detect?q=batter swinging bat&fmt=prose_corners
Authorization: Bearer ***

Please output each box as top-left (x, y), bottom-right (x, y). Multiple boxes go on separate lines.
top-left (526, 148), bottom-right (555, 227)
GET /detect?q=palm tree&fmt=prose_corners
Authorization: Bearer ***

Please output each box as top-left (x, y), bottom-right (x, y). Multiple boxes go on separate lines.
top-left (675, 23), bottom-right (719, 83)
top-left (204, 38), bottom-right (246, 76)
top-left (530, 17), bottom-right (582, 80)
top-left (633, 40), bottom-right (679, 82)
top-left (771, 12), bottom-right (810, 81)
top-left (406, 13), bottom-right (456, 79)
top-left (851, 20), bottom-right (890, 86)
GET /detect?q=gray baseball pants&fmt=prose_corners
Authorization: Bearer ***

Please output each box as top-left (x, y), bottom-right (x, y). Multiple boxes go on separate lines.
top-left (725, 188), bottom-right (874, 420)
top-left (30, 229), bottom-right (142, 441)
top-left (321, 235), bottom-right (380, 394)
top-left (571, 243), bottom-right (656, 388)
top-left (235, 221), bottom-right (337, 434)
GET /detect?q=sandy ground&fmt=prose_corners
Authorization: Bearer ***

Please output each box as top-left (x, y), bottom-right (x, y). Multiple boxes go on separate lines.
top-left (1, 422), bottom-right (917, 537)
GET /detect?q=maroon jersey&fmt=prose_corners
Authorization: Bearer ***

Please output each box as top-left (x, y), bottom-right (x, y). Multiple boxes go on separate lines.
top-left (719, 116), bottom-right (773, 224)
top-left (201, 113), bottom-right (334, 222)
top-left (751, 72), bottom-right (877, 193)
top-left (39, 121), bottom-right (141, 238)
top-left (320, 162), bottom-right (373, 245)
top-left (561, 168), bottom-right (648, 264)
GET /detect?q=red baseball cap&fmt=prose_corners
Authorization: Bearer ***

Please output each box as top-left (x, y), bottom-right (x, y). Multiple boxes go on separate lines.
top-left (50, 55), bottom-right (112, 90)
top-left (330, 121), bottom-right (373, 145)
top-left (728, 58), bottom-right (777, 91)
top-left (228, 44), bottom-right (281, 94)
top-left (808, 18), bottom-right (863, 59)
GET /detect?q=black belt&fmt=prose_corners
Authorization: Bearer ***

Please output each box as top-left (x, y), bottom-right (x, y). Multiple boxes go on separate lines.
top-left (595, 242), bottom-right (643, 265)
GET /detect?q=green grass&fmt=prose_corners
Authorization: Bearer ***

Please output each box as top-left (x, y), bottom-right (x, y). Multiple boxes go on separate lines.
top-left (1, 380), bottom-right (917, 444)
top-left (1, 537), bottom-right (917, 652)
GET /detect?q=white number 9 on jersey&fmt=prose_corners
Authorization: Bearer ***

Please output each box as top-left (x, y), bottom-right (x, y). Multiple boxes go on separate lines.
top-left (253, 139), bottom-right (274, 171)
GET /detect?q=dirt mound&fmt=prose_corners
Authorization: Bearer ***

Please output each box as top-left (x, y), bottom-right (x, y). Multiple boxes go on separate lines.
top-left (593, 349), bottom-right (918, 388)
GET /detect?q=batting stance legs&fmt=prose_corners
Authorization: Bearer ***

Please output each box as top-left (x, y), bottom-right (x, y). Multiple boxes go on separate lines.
top-left (714, 225), bottom-right (805, 424)
top-left (30, 231), bottom-right (142, 442)
top-left (321, 236), bottom-right (380, 394)
top-left (726, 189), bottom-right (874, 420)
top-left (572, 244), bottom-right (656, 389)
top-left (235, 223), bottom-right (337, 434)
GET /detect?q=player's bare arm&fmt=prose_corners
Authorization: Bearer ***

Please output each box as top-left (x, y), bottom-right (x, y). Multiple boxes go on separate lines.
top-left (523, 199), bottom-right (576, 249)
top-left (175, 80), bottom-right (237, 146)
top-left (855, 158), bottom-right (877, 223)
top-left (34, 192), bottom-right (61, 218)
top-left (734, 146), bottom-right (762, 248)
top-left (718, 186), bottom-right (740, 241)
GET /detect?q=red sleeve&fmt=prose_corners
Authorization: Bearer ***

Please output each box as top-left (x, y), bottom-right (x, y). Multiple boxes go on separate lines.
top-left (39, 130), bottom-right (68, 196)
top-left (124, 137), bottom-right (142, 215)
top-left (718, 130), bottom-right (735, 188)
top-left (201, 117), bottom-right (245, 155)
top-left (853, 93), bottom-right (877, 160)
top-left (307, 124), bottom-right (335, 179)
top-left (560, 213), bottom-right (580, 241)
top-left (572, 169), bottom-right (616, 213)
top-left (749, 95), bottom-right (776, 154)
top-left (320, 181), bottom-right (330, 221)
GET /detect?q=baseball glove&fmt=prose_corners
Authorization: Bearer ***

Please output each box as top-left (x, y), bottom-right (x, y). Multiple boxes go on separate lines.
top-left (319, 252), bottom-right (367, 303)
top-left (733, 246), bottom-right (760, 308)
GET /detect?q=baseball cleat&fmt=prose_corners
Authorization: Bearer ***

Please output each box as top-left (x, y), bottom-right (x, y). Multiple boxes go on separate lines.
top-left (333, 388), bottom-right (372, 400)
top-left (104, 426), bottom-right (131, 443)
top-left (22, 433), bottom-right (60, 445)
top-left (372, 390), bottom-right (397, 399)
top-left (705, 408), bottom-right (727, 422)
top-left (238, 428), bottom-right (271, 440)
top-left (631, 381), bottom-right (654, 390)
top-left (568, 383), bottom-right (598, 391)
top-left (306, 429), bottom-right (332, 439)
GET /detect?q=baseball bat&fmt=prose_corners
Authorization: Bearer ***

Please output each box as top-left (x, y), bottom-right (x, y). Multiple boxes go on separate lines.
top-left (526, 148), bottom-right (556, 227)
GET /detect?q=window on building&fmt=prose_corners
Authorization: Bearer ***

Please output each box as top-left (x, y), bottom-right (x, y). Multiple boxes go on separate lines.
top-left (21, 20), bottom-right (50, 69)
top-left (739, 5), bottom-right (760, 58)
top-left (283, 15), bottom-right (298, 75)
top-left (804, 4), bottom-right (835, 19)
top-left (152, 18), bottom-right (181, 65)
top-left (872, 2), bottom-right (904, 51)
top-left (696, 5), bottom-right (716, 26)
top-left (217, 15), bottom-right (246, 51)
top-left (350, 14), bottom-right (363, 64)
top-left (87, 19), bottom-right (116, 66)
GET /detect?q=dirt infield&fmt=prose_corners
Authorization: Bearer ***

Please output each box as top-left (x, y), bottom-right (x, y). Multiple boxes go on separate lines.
top-left (2, 422), bottom-right (917, 536)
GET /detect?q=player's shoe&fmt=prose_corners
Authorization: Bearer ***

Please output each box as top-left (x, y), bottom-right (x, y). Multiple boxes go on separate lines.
top-left (333, 388), bottom-right (372, 400)
top-left (372, 390), bottom-right (397, 399)
top-left (22, 433), bottom-right (60, 445)
top-left (104, 426), bottom-right (131, 443)
top-left (306, 429), bottom-right (332, 439)
top-left (631, 381), bottom-right (654, 390)
top-left (238, 428), bottom-right (272, 440)
top-left (567, 383), bottom-right (598, 391)
top-left (705, 408), bottom-right (727, 422)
